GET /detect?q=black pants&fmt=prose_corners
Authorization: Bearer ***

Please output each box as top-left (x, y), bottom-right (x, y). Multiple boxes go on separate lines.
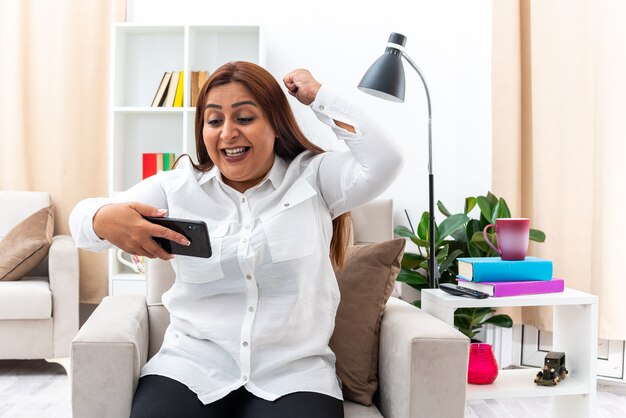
top-left (130, 375), bottom-right (345, 418)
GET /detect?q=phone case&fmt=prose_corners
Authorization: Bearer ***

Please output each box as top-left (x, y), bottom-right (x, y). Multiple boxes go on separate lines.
top-left (143, 216), bottom-right (212, 258)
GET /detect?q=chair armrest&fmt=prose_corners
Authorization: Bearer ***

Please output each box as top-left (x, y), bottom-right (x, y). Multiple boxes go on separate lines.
top-left (71, 294), bottom-right (149, 418)
top-left (48, 235), bottom-right (79, 357)
top-left (377, 297), bottom-right (469, 418)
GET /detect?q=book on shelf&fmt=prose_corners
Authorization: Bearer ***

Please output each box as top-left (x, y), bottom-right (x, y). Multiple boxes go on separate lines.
top-left (198, 70), bottom-right (208, 92)
top-left (151, 72), bottom-right (172, 107)
top-left (173, 71), bottom-right (184, 107)
top-left (163, 71), bottom-right (180, 107)
top-left (457, 256), bottom-right (553, 282)
top-left (456, 276), bottom-right (565, 297)
top-left (152, 70), bottom-right (207, 108)
top-left (191, 71), bottom-right (200, 108)
top-left (190, 70), bottom-right (209, 107)
top-left (142, 153), bottom-right (176, 179)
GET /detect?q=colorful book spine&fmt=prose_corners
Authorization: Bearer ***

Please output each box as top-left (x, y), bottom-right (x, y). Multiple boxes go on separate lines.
top-left (456, 277), bottom-right (565, 297)
top-left (163, 71), bottom-right (180, 107)
top-left (199, 71), bottom-right (208, 94)
top-left (163, 153), bottom-right (175, 171)
top-left (151, 71), bottom-right (172, 107)
top-left (457, 256), bottom-right (553, 282)
top-left (190, 70), bottom-right (209, 107)
top-left (191, 71), bottom-right (200, 107)
top-left (142, 154), bottom-right (157, 179)
top-left (173, 71), bottom-right (184, 107)
top-left (142, 153), bottom-right (176, 179)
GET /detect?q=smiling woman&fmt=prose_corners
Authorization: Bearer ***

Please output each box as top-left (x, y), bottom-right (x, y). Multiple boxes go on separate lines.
top-left (191, 62), bottom-right (355, 268)
top-left (70, 60), bottom-right (404, 418)
top-left (193, 62), bottom-right (326, 172)
top-left (201, 82), bottom-right (277, 193)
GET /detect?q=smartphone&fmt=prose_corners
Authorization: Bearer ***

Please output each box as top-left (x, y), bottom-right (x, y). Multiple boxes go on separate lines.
top-left (143, 216), bottom-right (212, 258)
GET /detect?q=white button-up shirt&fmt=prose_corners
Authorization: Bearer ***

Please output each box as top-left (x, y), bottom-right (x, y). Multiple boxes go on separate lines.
top-left (70, 86), bottom-right (403, 404)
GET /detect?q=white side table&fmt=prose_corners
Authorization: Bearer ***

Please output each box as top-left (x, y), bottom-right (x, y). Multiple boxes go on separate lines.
top-left (421, 288), bottom-right (598, 418)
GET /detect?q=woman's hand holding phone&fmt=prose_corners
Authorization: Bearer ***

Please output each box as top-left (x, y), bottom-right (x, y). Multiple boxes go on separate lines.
top-left (142, 217), bottom-right (212, 258)
top-left (92, 203), bottom-right (190, 260)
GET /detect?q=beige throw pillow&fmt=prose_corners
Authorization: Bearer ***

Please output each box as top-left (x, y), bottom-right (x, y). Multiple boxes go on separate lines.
top-left (0, 206), bottom-right (54, 281)
top-left (330, 238), bottom-right (406, 406)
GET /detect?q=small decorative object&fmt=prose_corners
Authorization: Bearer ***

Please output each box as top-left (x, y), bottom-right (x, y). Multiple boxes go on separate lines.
top-left (467, 343), bottom-right (499, 384)
top-left (482, 217), bottom-right (531, 260)
top-left (116, 249), bottom-right (145, 274)
top-left (534, 351), bottom-right (568, 386)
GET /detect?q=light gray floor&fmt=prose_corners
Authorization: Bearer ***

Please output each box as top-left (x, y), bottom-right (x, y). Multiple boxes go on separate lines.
top-left (1, 359), bottom-right (626, 417)
top-left (0, 360), bottom-right (70, 418)
top-left (466, 392), bottom-right (626, 418)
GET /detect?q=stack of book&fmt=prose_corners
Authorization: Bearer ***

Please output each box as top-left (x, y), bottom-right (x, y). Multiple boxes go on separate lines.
top-left (142, 153), bottom-right (176, 179)
top-left (150, 70), bottom-right (209, 108)
top-left (455, 256), bottom-right (565, 297)
top-left (151, 71), bottom-right (183, 107)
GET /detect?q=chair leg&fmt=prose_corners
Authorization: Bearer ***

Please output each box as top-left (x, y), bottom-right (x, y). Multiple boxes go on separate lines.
top-left (45, 357), bottom-right (71, 375)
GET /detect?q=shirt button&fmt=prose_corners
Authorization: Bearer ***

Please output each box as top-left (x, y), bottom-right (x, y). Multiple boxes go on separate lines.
top-left (242, 375), bottom-right (248, 382)
top-left (248, 306), bottom-right (255, 312)
top-left (241, 197), bottom-right (246, 203)
top-left (245, 224), bottom-right (250, 229)
top-left (246, 274), bottom-right (252, 280)
top-left (243, 341), bottom-right (249, 347)
top-left (319, 105), bottom-right (325, 111)
top-left (284, 203), bottom-right (290, 207)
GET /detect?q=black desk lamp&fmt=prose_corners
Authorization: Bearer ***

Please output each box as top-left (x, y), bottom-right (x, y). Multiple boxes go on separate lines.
top-left (358, 32), bottom-right (438, 288)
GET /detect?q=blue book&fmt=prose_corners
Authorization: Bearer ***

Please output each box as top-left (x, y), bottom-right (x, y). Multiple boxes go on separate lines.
top-left (457, 256), bottom-right (553, 282)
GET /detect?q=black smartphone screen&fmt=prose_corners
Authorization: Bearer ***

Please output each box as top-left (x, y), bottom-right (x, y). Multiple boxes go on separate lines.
top-left (143, 216), bottom-right (212, 258)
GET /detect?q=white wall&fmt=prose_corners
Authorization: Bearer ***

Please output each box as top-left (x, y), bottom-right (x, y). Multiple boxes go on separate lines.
top-left (128, 0), bottom-right (493, 229)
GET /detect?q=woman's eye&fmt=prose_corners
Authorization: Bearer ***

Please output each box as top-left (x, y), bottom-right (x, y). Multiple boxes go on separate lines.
top-left (237, 117), bottom-right (255, 124)
top-left (207, 119), bottom-right (222, 127)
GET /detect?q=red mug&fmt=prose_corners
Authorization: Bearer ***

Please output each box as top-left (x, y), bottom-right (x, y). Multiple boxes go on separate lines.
top-left (482, 218), bottom-right (530, 260)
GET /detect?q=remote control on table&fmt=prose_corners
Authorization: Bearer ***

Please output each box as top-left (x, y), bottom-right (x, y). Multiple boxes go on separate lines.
top-left (439, 283), bottom-right (489, 299)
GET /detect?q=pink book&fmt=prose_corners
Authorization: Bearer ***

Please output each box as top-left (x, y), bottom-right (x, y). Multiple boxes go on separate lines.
top-left (456, 277), bottom-right (565, 297)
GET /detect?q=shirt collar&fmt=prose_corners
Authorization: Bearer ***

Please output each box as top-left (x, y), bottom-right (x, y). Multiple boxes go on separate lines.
top-left (196, 155), bottom-right (288, 190)
top-left (197, 164), bottom-right (221, 186)
top-left (264, 155), bottom-right (287, 190)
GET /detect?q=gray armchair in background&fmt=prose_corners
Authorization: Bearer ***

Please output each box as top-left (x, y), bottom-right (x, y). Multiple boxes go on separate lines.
top-left (0, 191), bottom-right (79, 372)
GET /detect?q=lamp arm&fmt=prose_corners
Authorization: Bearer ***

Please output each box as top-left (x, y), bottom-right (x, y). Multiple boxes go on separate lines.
top-left (402, 52), bottom-right (439, 286)
top-left (402, 52), bottom-right (432, 175)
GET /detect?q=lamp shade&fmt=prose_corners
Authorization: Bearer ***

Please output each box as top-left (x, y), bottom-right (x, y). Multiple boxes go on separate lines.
top-left (358, 32), bottom-right (407, 102)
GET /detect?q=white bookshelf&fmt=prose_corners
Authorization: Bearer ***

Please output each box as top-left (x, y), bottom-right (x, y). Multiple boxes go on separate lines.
top-left (108, 24), bottom-right (264, 295)
top-left (421, 288), bottom-right (598, 418)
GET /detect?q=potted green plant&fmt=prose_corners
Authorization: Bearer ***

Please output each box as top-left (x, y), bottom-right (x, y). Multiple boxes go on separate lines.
top-left (394, 191), bottom-right (546, 339)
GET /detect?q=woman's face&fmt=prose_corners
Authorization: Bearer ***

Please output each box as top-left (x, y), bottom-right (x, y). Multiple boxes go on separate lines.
top-left (202, 82), bottom-right (276, 193)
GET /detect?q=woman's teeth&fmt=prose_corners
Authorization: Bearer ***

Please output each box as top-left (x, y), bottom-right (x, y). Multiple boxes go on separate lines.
top-left (224, 147), bottom-right (249, 157)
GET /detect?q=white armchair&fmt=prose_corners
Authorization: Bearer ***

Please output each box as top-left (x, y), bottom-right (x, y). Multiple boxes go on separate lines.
top-left (0, 191), bottom-right (79, 371)
top-left (71, 199), bottom-right (469, 417)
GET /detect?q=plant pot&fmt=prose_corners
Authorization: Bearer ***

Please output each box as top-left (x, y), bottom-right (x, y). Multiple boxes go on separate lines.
top-left (468, 343), bottom-right (499, 384)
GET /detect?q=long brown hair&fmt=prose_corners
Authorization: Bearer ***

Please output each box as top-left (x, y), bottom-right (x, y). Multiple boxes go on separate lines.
top-left (193, 61), bottom-right (350, 268)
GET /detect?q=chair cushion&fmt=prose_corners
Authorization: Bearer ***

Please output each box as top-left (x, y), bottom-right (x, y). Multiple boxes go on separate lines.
top-left (0, 277), bottom-right (52, 319)
top-left (0, 206), bottom-right (54, 281)
top-left (343, 400), bottom-right (383, 418)
top-left (330, 238), bottom-right (405, 406)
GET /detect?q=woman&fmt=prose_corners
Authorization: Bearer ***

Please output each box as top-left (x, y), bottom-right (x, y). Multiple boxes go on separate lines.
top-left (70, 61), bottom-right (403, 418)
